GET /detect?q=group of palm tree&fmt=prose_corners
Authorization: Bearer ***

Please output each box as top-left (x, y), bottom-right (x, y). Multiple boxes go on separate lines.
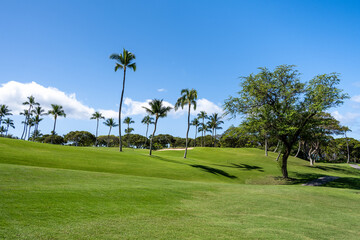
top-left (192, 112), bottom-right (224, 148)
top-left (0, 96), bottom-right (66, 144)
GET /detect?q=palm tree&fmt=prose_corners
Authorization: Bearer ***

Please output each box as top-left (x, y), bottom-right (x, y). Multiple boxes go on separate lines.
top-left (143, 99), bottom-right (172, 155)
top-left (207, 113), bottom-right (224, 147)
top-left (90, 111), bottom-right (105, 146)
top-left (197, 111), bottom-right (208, 147)
top-left (191, 118), bottom-right (200, 147)
top-left (32, 106), bottom-right (45, 140)
top-left (48, 104), bottom-right (66, 144)
top-left (103, 118), bottom-right (118, 147)
top-left (0, 126), bottom-right (5, 136)
top-left (20, 109), bottom-right (31, 139)
top-left (110, 49), bottom-right (136, 152)
top-left (0, 104), bottom-right (12, 129)
top-left (123, 117), bottom-right (135, 147)
top-left (2, 118), bottom-right (15, 136)
top-left (141, 115), bottom-right (154, 147)
top-left (21, 96), bottom-right (39, 140)
top-left (27, 118), bottom-right (35, 140)
top-left (198, 123), bottom-right (211, 146)
top-left (174, 89), bottom-right (198, 158)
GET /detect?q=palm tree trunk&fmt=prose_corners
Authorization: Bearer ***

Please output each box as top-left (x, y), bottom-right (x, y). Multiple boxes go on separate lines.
top-left (202, 119), bottom-right (204, 147)
top-left (95, 119), bottom-right (99, 147)
top-left (184, 104), bottom-right (191, 158)
top-left (107, 127), bottom-right (112, 147)
top-left (28, 125), bottom-right (32, 140)
top-left (345, 131), bottom-right (350, 163)
top-left (149, 117), bottom-right (158, 156)
top-left (118, 68), bottom-right (127, 152)
top-left (6, 124), bottom-right (9, 136)
top-left (21, 117), bottom-right (27, 140)
top-left (144, 124), bottom-right (149, 147)
top-left (194, 126), bottom-right (197, 147)
top-left (214, 128), bottom-right (217, 147)
top-left (51, 116), bottom-right (57, 144)
top-left (127, 123), bottom-right (130, 147)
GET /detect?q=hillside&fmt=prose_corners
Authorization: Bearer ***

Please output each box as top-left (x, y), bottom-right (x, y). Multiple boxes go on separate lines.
top-left (1, 138), bottom-right (360, 239)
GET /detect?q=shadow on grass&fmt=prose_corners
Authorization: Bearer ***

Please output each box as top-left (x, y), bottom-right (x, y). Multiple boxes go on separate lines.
top-left (323, 177), bottom-right (360, 190)
top-left (311, 165), bottom-right (360, 176)
top-left (214, 163), bottom-right (264, 172)
top-left (190, 165), bottom-right (237, 179)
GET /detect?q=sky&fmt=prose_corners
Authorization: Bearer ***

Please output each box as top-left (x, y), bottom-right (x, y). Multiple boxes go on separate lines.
top-left (1, 0), bottom-right (360, 139)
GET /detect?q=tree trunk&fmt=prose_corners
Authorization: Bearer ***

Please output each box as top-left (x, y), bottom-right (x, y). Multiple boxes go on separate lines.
top-left (118, 68), bottom-right (127, 152)
top-left (149, 117), bottom-right (158, 156)
top-left (274, 141), bottom-right (280, 153)
top-left (214, 128), bottom-right (217, 147)
top-left (21, 116), bottom-right (27, 140)
top-left (345, 132), bottom-right (350, 163)
top-left (107, 127), bottom-right (112, 147)
top-left (281, 147), bottom-right (290, 179)
top-left (6, 124), bottom-right (9, 136)
top-left (144, 124), bottom-right (149, 147)
top-left (194, 126), bottom-right (197, 147)
top-left (127, 123), bottom-right (130, 147)
top-left (51, 116), bottom-right (57, 144)
top-left (265, 137), bottom-right (268, 156)
top-left (202, 119), bottom-right (204, 147)
top-left (95, 119), bottom-right (99, 147)
top-left (295, 141), bottom-right (301, 158)
top-left (184, 104), bottom-right (191, 158)
top-left (28, 125), bottom-right (32, 140)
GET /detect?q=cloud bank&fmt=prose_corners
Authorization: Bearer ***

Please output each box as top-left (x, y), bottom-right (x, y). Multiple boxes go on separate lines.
top-left (0, 81), bottom-right (223, 120)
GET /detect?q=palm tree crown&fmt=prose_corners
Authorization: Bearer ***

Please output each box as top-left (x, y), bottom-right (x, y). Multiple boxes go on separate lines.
top-left (110, 48), bottom-right (136, 152)
top-left (48, 104), bottom-right (66, 144)
top-left (103, 118), bottom-right (118, 147)
top-left (91, 111), bottom-right (105, 146)
top-left (197, 111), bottom-right (208, 147)
top-left (207, 113), bottom-right (224, 147)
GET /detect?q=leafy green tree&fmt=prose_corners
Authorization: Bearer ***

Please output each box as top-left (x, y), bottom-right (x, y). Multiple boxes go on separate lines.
top-left (123, 134), bottom-right (147, 148)
top-left (141, 115), bottom-right (154, 147)
top-left (64, 131), bottom-right (96, 146)
top-left (39, 134), bottom-right (65, 145)
top-left (207, 113), bottom-right (224, 147)
top-left (197, 111), bottom-right (208, 147)
top-left (103, 118), bottom-right (118, 147)
top-left (21, 96), bottom-right (39, 140)
top-left (90, 112), bottom-right (105, 146)
top-left (47, 104), bottom-right (66, 144)
top-left (123, 116), bottom-right (135, 147)
top-left (2, 118), bottom-right (15, 136)
top-left (191, 118), bottom-right (200, 147)
top-left (175, 88), bottom-right (197, 158)
top-left (224, 65), bottom-right (348, 178)
top-left (98, 135), bottom-right (119, 147)
top-left (110, 49), bottom-right (136, 152)
top-left (143, 99), bottom-right (172, 155)
top-left (0, 104), bottom-right (12, 129)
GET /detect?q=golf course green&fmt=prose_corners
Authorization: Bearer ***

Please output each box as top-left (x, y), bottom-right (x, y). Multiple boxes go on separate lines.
top-left (1, 137), bottom-right (359, 239)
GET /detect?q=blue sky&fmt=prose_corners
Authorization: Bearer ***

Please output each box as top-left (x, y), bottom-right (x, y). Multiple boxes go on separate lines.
top-left (1, 0), bottom-right (360, 139)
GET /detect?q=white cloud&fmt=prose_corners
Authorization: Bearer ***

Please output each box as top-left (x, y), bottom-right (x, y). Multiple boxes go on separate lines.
top-left (157, 88), bottom-right (166, 92)
top-left (351, 95), bottom-right (360, 103)
top-left (0, 81), bottom-right (224, 121)
top-left (331, 111), bottom-right (360, 124)
top-left (0, 81), bottom-right (94, 119)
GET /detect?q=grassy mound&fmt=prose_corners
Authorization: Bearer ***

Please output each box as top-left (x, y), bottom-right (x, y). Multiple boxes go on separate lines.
top-left (1, 138), bottom-right (360, 239)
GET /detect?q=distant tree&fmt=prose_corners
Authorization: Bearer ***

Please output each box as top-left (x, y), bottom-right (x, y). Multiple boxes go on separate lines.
top-left (141, 115), bottom-right (154, 147)
top-left (47, 104), bottom-right (66, 144)
top-left (98, 135), bottom-right (119, 147)
top-left (39, 134), bottom-right (65, 145)
top-left (64, 131), bottom-right (96, 146)
top-left (90, 112), bottom-right (105, 146)
top-left (198, 122), bottom-right (212, 146)
top-left (20, 109), bottom-right (31, 140)
top-left (0, 126), bottom-right (6, 136)
top-left (123, 116), bottom-right (135, 147)
top-left (2, 118), bottom-right (15, 136)
top-left (197, 111), bottom-right (208, 147)
top-left (191, 118), bottom-right (200, 147)
top-left (27, 118), bottom-right (35, 140)
top-left (224, 65), bottom-right (348, 178)
top-left (0, 104), bottom-right (12, 129)
top-left (110, 49), bottom-right (136, 152)
top-left (21, 96), bottom-right (39, 140)
top-left (207, 113), bottom-right (224, 147)
top-left (103, 118), bottom-right (118, 147)
top-left (143, 99), bottom-right (172, 155)
top-left (31, 106), bottom-right (45, 140)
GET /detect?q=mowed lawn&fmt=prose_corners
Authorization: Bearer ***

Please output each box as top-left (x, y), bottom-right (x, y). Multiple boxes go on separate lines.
top-left (1, 138), bottom-right (360, 239)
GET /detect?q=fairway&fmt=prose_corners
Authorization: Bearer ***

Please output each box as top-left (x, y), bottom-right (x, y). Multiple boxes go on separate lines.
top-left (1, 138), bottom-right (360, 239)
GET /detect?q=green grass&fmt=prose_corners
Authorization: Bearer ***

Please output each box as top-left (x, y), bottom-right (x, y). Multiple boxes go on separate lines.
top-left (1, 138), bottom-right (360, 239)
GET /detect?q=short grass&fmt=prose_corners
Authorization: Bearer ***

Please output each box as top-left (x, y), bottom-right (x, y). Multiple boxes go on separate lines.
top-left (1, 138), bottom-right (360, 239)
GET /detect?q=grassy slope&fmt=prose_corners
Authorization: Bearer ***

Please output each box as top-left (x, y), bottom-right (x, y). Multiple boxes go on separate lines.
top-left (1, 138), bottom-right (360, 239)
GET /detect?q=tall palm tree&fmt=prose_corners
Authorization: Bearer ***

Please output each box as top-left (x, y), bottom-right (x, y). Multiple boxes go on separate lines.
top-left (143, 99), bottom-right (172, 156)
top-left (198, 123), bottom-right (211, 146)
top-left (90, 111), bottom-right (105, 147)
top-left (47, 104), bottom-right (66, 144)
top-left (207, 113), bottom-right (224, 147)
top-left (21, 96), bottom-right (39, 140)
top-left (175, 89), bottom-right (197, 158)
top-left (0, 126), bottom-right (5, 137)
top-left (20, 109), bottom-right (31, 139)
top-left (103, 118), bottom-right (118, 147)
top-left (110, 49), bottom-right (136, 152)
top-left (123, 116), bottom-right (135, 147)
top-left (191, 118), bottom-right (200, 147)
top-left (2, 118), bottom-right (15, 136)
top-left (32, 106), bottom-right (45, 140)
top-left (141, 115), bottom-right (154, 147)
top-left (0, 104), bottom-right (12, 129)
top-left (27, 118), bottom-right (35, 140)
top-left (197, 111), bottom-right (208, 147)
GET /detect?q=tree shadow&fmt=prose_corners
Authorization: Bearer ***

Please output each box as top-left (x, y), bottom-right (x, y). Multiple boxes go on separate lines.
top-left (323, 177), bottom-right (360, 190)
top-left (214, 163), bottom-right (264, 172)
top-left (311, 165), bottom-right (360, 176)
top-left (190, 164), bottom-right (237, 179)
